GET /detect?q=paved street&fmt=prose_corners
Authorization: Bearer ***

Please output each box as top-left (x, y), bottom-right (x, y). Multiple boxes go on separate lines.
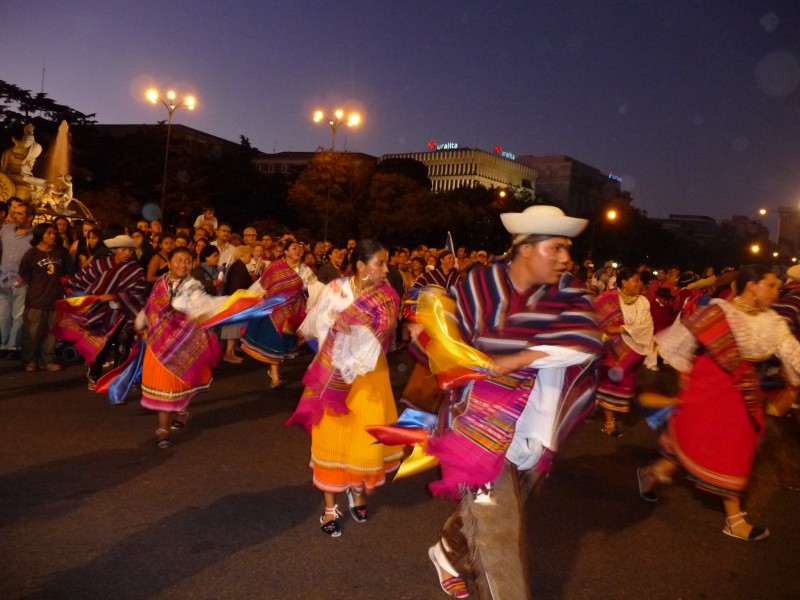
top-left (1, 350), bottom-right (798, 600)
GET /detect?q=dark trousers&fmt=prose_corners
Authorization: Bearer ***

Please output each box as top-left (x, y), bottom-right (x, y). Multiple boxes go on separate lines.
top-left (22, 307), bottom-right (57, 366)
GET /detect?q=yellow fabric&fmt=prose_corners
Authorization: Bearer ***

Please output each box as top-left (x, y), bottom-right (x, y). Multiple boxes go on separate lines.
top-left (414, 291), bottom-right (492, 376)
top-left (394, 441), bottom-right (439, 480)
top-left (310, 353), bottom-right (403, 493)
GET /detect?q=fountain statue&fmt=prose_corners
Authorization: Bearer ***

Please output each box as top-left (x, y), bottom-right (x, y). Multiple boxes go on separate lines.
top-left (0, 120), bottom-right (91, 218)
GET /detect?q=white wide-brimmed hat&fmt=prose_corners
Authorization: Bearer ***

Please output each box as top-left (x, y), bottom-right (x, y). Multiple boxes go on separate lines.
top-left (500, 205), bottom-right (588, 238)
top-left (786, 265), bottom-right (800, 282)
top-left (104, 234), bottom-right (139, 249)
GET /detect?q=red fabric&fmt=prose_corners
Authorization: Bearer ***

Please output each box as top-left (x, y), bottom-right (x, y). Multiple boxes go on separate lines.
top-left (661, 355), bottom-right (762, 497)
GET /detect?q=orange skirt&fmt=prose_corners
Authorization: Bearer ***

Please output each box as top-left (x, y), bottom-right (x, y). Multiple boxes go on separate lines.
top-left (310, 354), bottom-right (403, 493)
top-left (140, 347), bottom-right (213, 413)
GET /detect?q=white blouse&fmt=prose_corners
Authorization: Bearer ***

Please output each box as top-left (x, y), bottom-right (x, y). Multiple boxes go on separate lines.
top-left (656, 298), bottom-right (800, 385)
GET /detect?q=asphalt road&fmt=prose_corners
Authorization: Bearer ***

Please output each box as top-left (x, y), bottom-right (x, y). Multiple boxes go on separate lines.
top-left (1, 349), bottom-right (798, 600)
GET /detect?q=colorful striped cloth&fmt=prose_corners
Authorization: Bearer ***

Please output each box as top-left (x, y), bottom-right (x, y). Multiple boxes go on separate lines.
top-left (683, 304), bottom-right (760, 429)
top-left (594, 290), bottom-right (646, 411)
top-left (412, 267), bottom-right (461, 294)
top-left (773, 283), bottom-right (800, 338)
top-left (143, 275), bottom-right (222, 386)
top-left (55, 257), bottom-right (147, 363)
top-left (424, 263), bottom-right (603, 500)
top-left (286, 282), bottom-right (399, 432)
top-left (240, 259), bottom-right (305, 363)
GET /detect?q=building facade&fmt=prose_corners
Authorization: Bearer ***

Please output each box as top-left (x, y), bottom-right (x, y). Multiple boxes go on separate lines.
top-left (514, 155), bottom-right (623, 217)
top-left (380, 147), bottom-right (536, 194)
top-left (777, 206), bottom-right (800, 252)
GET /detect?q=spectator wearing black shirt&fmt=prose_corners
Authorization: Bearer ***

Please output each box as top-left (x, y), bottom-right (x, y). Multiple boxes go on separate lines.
top-left (18, 222), bottom-right (71, 371)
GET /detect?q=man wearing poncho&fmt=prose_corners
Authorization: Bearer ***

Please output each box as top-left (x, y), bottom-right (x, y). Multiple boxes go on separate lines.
top-left (56, 235), bottom-right (147, 389)
top-left (422, 206), bottom-right (603, 599)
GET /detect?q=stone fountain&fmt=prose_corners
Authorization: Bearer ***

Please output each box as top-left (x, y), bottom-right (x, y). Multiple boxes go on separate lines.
top-left (0, 120), bottom-right (91, 218)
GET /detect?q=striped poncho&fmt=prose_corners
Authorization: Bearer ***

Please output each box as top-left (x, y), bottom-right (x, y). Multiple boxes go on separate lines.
top-left (413, 267), bottom-right (461, 294)
top-left (56, 257), bottom-right (147, 363)
top-left (425, 262), bottom-right (603, 499)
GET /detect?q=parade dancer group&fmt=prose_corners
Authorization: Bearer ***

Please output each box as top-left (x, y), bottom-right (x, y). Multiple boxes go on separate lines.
top-left (50, 207), bottom-right (800, 600)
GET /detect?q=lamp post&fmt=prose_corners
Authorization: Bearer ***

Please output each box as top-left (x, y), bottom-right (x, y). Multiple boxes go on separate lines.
top-left (146, 88), bottom-right (196, 220)
top-left (312, 109), bottom-right (361, 240)
top-left (313, 109), bottom-right (360, 151)
top-left (588, 208), bottom-right (618, 261)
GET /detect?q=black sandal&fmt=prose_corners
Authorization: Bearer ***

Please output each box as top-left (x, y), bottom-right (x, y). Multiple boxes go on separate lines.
top-left (320, 505), bottom-right (342, 537)
top-left (346, 488), bottom-right (368, 523)
top-left (170, 411), bottom-right (189, 430)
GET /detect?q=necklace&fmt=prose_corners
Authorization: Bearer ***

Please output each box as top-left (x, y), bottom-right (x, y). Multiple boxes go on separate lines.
top-left (350, 275), bottom-right (361, 296)
top-left (733, 296), bottom-right (759, 315)
top-left (167, 274), bottom-right (186, 300)
top-left (618, 289), bottom-right (639, 305)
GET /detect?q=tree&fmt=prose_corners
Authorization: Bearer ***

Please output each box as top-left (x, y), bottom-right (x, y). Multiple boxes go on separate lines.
top-left (287, 152), bottom-right (374, 241)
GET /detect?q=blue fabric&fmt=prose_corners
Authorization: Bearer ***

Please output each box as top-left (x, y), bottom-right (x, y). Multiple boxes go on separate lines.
top-left (394, 408), bottom-right (438, 431)
top-left (644, 406), bottom-right (674, 431)
top-left (107, 339), bottom-right (145, 405)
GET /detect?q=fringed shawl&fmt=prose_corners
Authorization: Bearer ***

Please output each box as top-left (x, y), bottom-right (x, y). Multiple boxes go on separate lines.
top-left (144, 276), bottom-right (222, 385)
top-left (426, 263), bottom-right (603, 499)
top-left (286, 282), bottom-right (399, 432)
top-left (256, 259), bottom-right (305, 334)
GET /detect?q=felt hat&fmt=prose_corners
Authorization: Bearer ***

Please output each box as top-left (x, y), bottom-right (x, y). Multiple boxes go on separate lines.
top-left (500, 205), bottom-right (588, 238)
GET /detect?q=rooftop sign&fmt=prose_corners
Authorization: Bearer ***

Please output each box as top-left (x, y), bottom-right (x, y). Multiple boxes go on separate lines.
top-left (428, 139), bottom-right (459, 150)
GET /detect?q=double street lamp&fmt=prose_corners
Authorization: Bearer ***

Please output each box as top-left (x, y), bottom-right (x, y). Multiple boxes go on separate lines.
top-left (312, 108), bottom-right (362, 240)
top-left (313, 109), bottom-right (361, 151)
top-left (146, 88), bottom-right (197, 220)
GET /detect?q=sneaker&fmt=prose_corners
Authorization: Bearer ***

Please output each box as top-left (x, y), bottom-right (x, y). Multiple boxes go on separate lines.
top-left (7, 350), bottom-right (21, 361)
top-left (45, 362), bottom-right (63, 372)
top-left (87, 380), bottom-right (97, 391)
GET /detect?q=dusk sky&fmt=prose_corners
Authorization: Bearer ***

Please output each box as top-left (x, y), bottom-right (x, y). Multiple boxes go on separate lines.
top-left (2, 1), bottom-right (799, 224)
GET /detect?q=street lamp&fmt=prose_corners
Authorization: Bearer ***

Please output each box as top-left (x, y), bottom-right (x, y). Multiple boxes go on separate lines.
top-left (313, 109), bottom-right (361, 151)
top-left (312, 108), bottom-right (362, 240)
top-left (146, 88), bottom-right (196, 220)
top-left (588, 208), bottom-right (620, 261)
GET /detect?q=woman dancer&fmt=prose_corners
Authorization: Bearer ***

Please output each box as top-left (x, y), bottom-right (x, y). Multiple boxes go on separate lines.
top-left (135, 247), bottom-right (223, 448)
top-left (240, 240), bottom-right (319, 388)
top-left (287, 239), bottom-right (403, 537)
top-left (638, 265), bottom-right (800, 540)
top-left (595, 267), bottom-right (655, 437)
